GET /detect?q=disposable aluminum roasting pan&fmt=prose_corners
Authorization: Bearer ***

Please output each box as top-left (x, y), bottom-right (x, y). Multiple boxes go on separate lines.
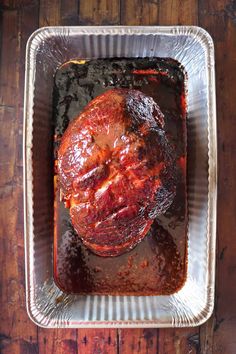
top-left (23, 26), bottom-right (217, 328)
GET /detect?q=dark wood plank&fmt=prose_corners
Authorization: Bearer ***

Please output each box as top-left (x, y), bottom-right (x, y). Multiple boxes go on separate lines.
top-left (77, 329), bottom-right (117, 353)
top-left (79, 0), bottom-right (120, 25)
top-left (200, 316), bottom-right (214, 354)
top-left (118, 329), bottom-right (158, 354)
top-left (60, 0), bottom-right (79, 25)
top-left (38, 329), bottom-right (78, 354)
top-left (199, 1), bottom-right (236, 353)
top-left (121, 0), bottom-right (159, 25)
top-left (158, 329), bottom-right (200, 354)
top-left (0, 9), bottom-right (19, 107)
top-left (0, 2), bottom-right (40, 354)
top-left (159, 0), bottom-right (198, 25)
top-left (39, 0), bottom-right (61, 27)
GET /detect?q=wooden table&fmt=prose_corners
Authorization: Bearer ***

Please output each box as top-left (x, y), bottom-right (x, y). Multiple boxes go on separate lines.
top-left (0, 0), bottom-right (235, 353)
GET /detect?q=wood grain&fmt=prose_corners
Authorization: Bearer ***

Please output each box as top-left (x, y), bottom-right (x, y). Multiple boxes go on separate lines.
top-left (39, 0), bottom-right (61, 27)
top-left (158, 0), bottom-right (198, 25)
top-left (79, 0), bottom-right (120, 25)
top-left (121, 0), bottom-right (159, 25)
top-left (118, 329), bottom-right (158, 353)
top-left (60, 0), bottom-right (79, 25)
top-left (38, 329), bottom-right (78, 354)
top-left (199, 0), bottom-right (236, 353)
top-left (77, 329), bottom-right (117, 353)
top-left (158, 329), bottom-right (200, 354)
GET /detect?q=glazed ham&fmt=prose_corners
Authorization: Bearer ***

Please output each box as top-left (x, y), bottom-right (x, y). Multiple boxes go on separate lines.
top-left (58, 89), bottom-right (176, 256)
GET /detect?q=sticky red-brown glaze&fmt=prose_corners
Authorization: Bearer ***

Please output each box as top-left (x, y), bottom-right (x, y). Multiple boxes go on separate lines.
top-left (58, 88), bottom-right (176, 256)
top-left (132, 69), bottom-right (169, 76)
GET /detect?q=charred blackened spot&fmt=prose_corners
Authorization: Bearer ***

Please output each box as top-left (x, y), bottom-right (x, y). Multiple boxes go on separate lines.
top-left (59, 95), bottom-right (73, 106)
top-left (62, 114), bottom-right (70, 131)
top-left (112, 63), bottom-right (121, 70)
top-left (146, 159), bottom-right (156, 169)
top-left (138, 146), bottom-right (146, 160)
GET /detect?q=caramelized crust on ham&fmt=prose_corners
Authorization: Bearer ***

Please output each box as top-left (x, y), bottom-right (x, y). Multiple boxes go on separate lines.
top-left (58, 88), bottom-right (176, 256)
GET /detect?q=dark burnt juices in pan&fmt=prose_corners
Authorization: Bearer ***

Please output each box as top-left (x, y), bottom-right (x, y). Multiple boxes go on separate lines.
top-left (53, 58), bottom-right (187, 295)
